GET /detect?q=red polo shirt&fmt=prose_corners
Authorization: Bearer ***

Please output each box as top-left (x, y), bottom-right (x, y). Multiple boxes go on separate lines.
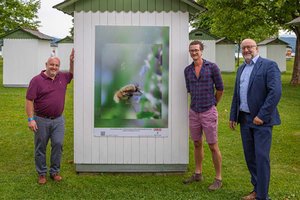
top-left (26, 70), bottom-right (73, 118)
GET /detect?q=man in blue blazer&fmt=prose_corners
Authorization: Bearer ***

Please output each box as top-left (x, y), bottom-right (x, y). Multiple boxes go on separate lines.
top-left (229, 39), bottom-right (282, 200)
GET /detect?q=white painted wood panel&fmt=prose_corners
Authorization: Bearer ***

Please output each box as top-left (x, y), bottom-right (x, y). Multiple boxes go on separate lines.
top-left (74, 11), bottom-right (189, 168)
top-left (138, 12), bottom-right (151, 164)
top-left (115, 11), bottom-right (126, 164)
top-left (98, 11), bottom-right (109, 164)
top-left (178, 12), bottom-right (189, 164)
top-left (57, 43), bottom-right (74, 71)
top-left (162, 12), bottom-right (172, 164)
top-left (37, 41), bottom-right (53, 73)
top-left (267, 45), bottom-right (286, 72)
top-left (216, 44), bottom-right (235, 72)
top-left (3, 39), bottom-right (52, 87)
top-left (141, 11), bottom-right (156, 164)
top-left (74, 12), bottom-right (85, 163)
top-left (259, 46), bottom-right (267, 58)
top-left (106, 11), bottom-right (117, 164)
top-left (154, 12), bottom-right (165, 164)
top-left (170, 12), bottom-right (181, 163)
top-left (91, 12), bottom-right (100, 163)
top-left (201, 40), bottom-right (216, 63)
top-left (3, 39), bottom-right (37, 86)
top-left (130, 11), bottom-right (141, 164)
top-left (82, 12), bottom-right (93, 163)
top-left (122, 12), bottom-right (134, 164)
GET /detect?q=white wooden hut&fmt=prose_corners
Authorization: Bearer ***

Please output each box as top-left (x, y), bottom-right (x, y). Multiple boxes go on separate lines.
top-left (57, 36), bottom-right (74, 71)
top-left (189, 30), bottom-right (236, 72)
top-left (258, 38), bottom-right (289, 72)
top-left (55, 0), bottom-right (206, 172)
top-left (189, 29), bottom-right (218, 63)
top-left (215, 37), bottom-right (235, 72)
top-left (1, 28), bottom-right (53, 87)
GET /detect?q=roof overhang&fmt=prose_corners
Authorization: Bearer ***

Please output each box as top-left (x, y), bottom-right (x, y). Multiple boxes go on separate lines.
top-left (54, 0), bottom-right (207, 15)
top-left (181, 0), bottom-right (207, 12)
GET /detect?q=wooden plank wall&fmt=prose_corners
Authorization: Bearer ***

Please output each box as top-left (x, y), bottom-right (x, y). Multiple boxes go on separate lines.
top-left (74, 11), bottom-right (189, 166)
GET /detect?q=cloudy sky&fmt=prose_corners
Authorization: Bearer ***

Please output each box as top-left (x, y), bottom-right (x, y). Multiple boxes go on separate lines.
top-left (37, 0), bottom-right (73, 39)
top-left (36, 0), bottom-right (295, 39)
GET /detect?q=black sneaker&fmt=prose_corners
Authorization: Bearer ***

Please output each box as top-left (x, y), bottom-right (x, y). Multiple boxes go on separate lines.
top-left (183, 173), bottom-right (203, 184)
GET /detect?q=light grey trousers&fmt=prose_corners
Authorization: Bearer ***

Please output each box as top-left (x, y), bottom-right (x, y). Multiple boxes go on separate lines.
top-left (34, 115), bottom-right (65, 176)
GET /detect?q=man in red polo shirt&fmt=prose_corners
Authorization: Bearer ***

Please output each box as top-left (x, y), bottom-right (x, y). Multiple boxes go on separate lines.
top-left (26, 49), bottom-right (74, 185)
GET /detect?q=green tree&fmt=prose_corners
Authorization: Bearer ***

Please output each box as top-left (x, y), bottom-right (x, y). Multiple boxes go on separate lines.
top-left (69, 18), bottom-right (74, 37)
top-left (0, 0), bottom-right (40, 36)
top-left (193, 0), bottom-right (300, 85)
top-left (268, 1), bottom-right (300, 85)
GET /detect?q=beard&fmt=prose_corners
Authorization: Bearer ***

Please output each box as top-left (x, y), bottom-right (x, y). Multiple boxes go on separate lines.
top-left (243, 53), bottom-right (254, 63)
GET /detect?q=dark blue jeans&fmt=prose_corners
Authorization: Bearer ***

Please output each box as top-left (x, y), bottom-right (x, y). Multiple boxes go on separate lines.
top-left (239, 112), bottom-right (272, 200)
top-left (34, 115), bottom-right (65, 176)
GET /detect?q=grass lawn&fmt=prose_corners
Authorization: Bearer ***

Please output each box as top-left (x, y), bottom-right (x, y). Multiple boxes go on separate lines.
top-left (0, 57), bottom-right (299, 199)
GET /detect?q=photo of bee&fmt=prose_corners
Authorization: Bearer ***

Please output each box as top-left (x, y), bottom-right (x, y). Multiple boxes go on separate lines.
top-left (113, 84), bottom-right (143, 104)
top-left (94, 25), bottom-right (169, 128)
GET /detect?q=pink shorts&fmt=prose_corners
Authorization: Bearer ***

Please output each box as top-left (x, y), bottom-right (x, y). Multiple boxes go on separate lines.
top-left (189, 106), bottom-right (218, 144)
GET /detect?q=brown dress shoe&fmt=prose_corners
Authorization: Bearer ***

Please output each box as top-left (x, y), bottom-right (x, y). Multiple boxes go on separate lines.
top-left (241, 191), bottom-right (256, 200)
top-left (50, 173), bottom-right (62, 182)
top-left (38, 175), bottom-right (47, 185)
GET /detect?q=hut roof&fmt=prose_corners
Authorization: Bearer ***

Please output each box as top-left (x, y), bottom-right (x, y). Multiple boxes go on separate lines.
top-left (54, 0), bottom-right (207, 15)
top-left (216, 37), bottom-right (235, 44)
top-left (57, 36), bottom-right (73, 43)
top-left (0, 28), bottom-right (53, 40)
top-left (189, 29), bottom-right (219, 40)
top-left (257, 38), bottom-right (289, 46)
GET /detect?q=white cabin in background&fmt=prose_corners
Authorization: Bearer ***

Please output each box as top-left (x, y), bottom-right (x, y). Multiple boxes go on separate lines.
top-left (216, 38), bottom-right (235, 72)
top-left (57, 36), bottom-right (74, 71)
top-left (1, 28), bottom-right (53, 87)
top-left (189, 29), bottom-right (217, 63)
top-left (189, 29), bottom-right (236, 72)
top-left (258, 38), bottom-right (289, 72)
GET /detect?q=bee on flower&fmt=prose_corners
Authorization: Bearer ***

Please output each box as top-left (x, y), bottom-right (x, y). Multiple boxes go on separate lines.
top-left (113, 84), bottom-right (143, 103)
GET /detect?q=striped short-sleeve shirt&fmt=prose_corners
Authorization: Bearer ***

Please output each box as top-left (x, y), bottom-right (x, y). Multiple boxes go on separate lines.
top-left (184, 59), bottom-right (224, 113)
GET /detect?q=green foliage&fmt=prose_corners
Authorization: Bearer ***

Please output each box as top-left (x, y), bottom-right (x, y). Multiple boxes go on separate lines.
top-left (194, 0), bottom-right (300, 84)
top-left (0, 0), bottom-right (40, 36)
top-left (194, 0), bottom-right (280, 42)
top-left (263, 0), bottom-right (300, 31)
top-left (69, 18), bottom-right (74, 37)
top-left (193, 0), bottom-right (299, 40)
top-left (0, 57), bottom-right (299, 199)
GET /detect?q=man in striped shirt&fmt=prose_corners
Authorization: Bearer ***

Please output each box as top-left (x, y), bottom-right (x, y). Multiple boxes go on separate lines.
top-left (183, 40), bottom-right (224, 191)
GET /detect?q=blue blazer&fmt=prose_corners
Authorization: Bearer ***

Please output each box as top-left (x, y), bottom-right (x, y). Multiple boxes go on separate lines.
top-left (230, 56), bottom-right (282, 126)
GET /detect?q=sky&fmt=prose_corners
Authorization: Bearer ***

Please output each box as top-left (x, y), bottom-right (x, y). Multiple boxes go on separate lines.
top-left (37, 0), bottom-right (73, 39)
top-left (279, 30), bottom-right (296, 37)
top-left (36, 0), bottom-right (296, 39)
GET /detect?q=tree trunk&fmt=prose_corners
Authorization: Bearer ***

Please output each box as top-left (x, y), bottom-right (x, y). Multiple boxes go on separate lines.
top-left (290, 27), bottom-right (300, 85)
top-left (236, 40), bottom-right (241, 68)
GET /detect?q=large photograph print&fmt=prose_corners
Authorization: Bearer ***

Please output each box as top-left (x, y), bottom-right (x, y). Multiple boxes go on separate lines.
top-left (94, 26), bottom-right (169, 137)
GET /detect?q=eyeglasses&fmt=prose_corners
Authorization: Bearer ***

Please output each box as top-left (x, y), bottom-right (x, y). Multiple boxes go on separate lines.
top-left (241, 45), bottom-right (257, 50)
top-left (189, 49), bottom-right (201, 53)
